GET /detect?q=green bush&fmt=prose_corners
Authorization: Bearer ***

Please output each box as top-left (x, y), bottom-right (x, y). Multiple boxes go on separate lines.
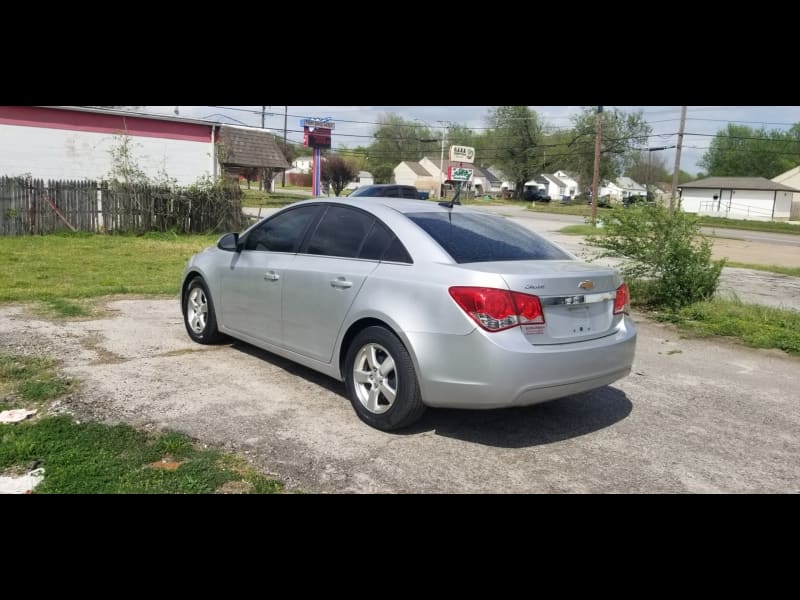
top-left (586, 205), bottom-right (725, 310)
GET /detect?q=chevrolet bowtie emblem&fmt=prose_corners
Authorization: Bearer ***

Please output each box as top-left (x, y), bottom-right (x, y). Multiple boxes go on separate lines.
top-left (578, 280), bottom-right (594, 290)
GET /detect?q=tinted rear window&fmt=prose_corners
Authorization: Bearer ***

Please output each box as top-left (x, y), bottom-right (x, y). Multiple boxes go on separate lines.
top-left (406, 212), bottom-right (570, 263)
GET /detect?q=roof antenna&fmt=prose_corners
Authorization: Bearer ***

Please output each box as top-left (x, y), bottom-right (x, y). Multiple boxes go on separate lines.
top-left (438, 182), bottom-right (461, 209)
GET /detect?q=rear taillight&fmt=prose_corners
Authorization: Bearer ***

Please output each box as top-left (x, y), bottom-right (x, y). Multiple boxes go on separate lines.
top-left (449, 286), bottom-right (544, 332)
top-left (614, 283), bottom-right (630, 315)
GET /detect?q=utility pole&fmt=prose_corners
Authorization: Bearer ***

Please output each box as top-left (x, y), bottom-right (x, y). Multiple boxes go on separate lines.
top-left (261, 106), bottom-right (265, 128)
top-left (437, 121), bottom-right (448, 199)
top-left (670, 105), bottom-right (687, 215)
top-left (282, 106), bottom-right (288, 186)
top-left (590, 106), bottom-right (603, 227)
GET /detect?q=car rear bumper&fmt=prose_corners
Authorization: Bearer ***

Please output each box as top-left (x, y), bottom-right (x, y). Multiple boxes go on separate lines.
top-left (406, 317), bottom-right (637, 408)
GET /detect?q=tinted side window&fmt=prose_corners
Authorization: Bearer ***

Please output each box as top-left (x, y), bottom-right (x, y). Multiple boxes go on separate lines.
top-left (406, 212), bottom-right (570, 263)
top-left (245, 205), bottom-right (319, 252)
top-left (307, 206), bottom-right (374, 258)
top-left (359, 221), bottom-right (393, 260)
top-left (400, 187), bottom-right (418, 199)
top-left (383, 187), bottom-right (403, 198)
top-left (382, 237), bottom-right (412, 263)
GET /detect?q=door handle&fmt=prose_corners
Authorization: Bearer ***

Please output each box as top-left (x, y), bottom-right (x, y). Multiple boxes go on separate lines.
top-left (330, 277), bottom-right (353, 289)
top-left (264, 271), bottom-right (280, 281)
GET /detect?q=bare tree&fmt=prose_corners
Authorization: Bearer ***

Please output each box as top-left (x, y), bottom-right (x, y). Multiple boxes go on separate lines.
top-left (321, 155), bottom-right (358, 196)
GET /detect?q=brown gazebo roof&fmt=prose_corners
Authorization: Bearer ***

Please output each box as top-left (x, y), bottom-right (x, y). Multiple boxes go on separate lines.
top-left (218, 125), bottom-right (290, 169)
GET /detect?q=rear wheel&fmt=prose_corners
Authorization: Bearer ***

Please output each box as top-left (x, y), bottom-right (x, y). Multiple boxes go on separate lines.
top-left (183, 277), bottom-right (224, 344)
top-left (344, 326), bottom-right (426, 431)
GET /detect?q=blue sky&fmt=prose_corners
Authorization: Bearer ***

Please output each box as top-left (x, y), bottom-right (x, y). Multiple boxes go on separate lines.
top-left (145, 106), bottom-right (800, 176)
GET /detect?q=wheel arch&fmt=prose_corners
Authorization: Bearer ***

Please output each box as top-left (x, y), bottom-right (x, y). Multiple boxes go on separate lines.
top-left (338, 317), bottom-right (419, 382)
top-left (181, 269), bottom-right (205, 309)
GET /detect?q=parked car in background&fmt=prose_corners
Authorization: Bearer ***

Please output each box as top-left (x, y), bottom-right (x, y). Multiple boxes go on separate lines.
top-left (524, 189), bottom-right (551, 202)
top-left (349, 184), bottom-right (420, 199)
top-left (181, 198), bottom-right (637, 431)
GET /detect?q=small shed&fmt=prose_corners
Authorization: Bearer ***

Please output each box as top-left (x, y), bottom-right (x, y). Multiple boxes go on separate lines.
top-left (217, 125), bottom-right (290, 184)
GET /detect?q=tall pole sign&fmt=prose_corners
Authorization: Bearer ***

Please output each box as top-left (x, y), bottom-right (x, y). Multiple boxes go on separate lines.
top-left (302, 118), bottom-right (335, 196)
top-left (447, 145), bottom-right (475, 203)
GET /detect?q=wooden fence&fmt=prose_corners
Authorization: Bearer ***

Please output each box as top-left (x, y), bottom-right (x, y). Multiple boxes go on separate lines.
top-left (0, 177), bottom-right (243, 236)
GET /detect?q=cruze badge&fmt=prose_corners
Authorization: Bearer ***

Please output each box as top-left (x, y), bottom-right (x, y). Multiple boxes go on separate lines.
top-left (578, 280), bottom-right (594, 290)
top-left (524, 283), bottom-right (545, 290)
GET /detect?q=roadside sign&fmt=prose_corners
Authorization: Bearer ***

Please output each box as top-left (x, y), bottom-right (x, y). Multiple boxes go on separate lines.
top-left (300, 118), bottom-right (335, 129)
top-left (449, 145), bottom-right (475, 163)
top-left (448, 166), bottom-right (473, 181)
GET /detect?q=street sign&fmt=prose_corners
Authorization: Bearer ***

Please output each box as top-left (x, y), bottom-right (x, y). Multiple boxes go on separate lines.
top-left (449, 145), bottom-right (475, 163)
top-left (448, 166), bottom-right (473, 181)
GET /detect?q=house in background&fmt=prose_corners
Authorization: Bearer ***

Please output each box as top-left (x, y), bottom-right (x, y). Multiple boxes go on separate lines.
top-left (553, 170), bottom-right (580, 197)
top-left (0, 105), bottom-right (222, 185)
top-left (393, 161), bottom-right (438, 195)
top-left (284, 156), bottom-right (313, 178)
top-left (679, 176), bottom-right (797, 221)
top-left (345, 171), bottom-right (374, 190)
top-left (616, 176), bottom-right (647, 200)
top-left (771, 166), bottom-right (800, 220)
top-left (538, 173), bottom-right (568, 199)
top-left (471, 167), bottom-right (501, 196)
top-left (598, 180), bottom-right (624, 202)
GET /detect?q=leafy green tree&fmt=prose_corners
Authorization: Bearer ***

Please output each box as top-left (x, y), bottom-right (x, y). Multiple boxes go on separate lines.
top-left (565, 108), bottom-right (651, 193)
top-left (586, 205), bottom-right (724, 310)
top-left (487, 106), bottom-right (543, 199)
top-left (699, 124), bottom-right (800, 178)
top-left (367, 113), bottom-right (431, 183)
top-left (321, 155), bottom-right (358, 196)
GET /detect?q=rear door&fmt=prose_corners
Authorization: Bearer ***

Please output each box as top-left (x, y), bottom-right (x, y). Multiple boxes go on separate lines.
top-left (281, 205), bottom-right (382, 363)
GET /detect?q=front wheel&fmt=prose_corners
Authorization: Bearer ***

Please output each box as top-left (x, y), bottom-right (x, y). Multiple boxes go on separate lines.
top-left (183, 277), bottom-right (225, 344)
top-left (344, 326), bottom-right (426, 431)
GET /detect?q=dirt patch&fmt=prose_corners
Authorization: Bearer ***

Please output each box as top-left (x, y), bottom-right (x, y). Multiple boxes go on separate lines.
top-left (1, 297), bottom-right (799, 493)
top-left (710, 237), bottom-right (800, 268)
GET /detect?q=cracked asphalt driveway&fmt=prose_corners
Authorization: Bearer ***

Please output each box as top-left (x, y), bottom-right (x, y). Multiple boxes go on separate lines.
top-left (1, 298), bottom-right (798, 493)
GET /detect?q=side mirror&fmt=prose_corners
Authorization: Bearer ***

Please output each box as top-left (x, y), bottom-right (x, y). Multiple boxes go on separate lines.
top-left (217, 232), bottom-right (241, 252)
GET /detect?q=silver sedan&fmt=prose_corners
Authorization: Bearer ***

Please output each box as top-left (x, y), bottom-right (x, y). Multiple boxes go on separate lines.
top-left (181, 197), bottom-right (636, 430)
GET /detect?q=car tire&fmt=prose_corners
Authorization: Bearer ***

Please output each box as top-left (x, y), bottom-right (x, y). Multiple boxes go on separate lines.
top-left (344, 326), bottom-right (426, 431)
top-left (183, 277), bottom-right (225, 345)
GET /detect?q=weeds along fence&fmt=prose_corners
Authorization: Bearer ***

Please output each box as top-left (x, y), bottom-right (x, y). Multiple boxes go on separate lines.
top-left (0, 176), bottom-right (244, 236)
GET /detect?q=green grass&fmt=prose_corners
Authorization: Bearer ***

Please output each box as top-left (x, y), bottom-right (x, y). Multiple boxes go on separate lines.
top-left (1, 351), bottom-right (284, 493)
top-left (0, 232), bottom-right (218, 303)
top-left (276, 184), bottom-right (312, 191)
top-left (241, 189), bottom-right (308, 208)
top-left (0, 353), bottom-right (74, 408)
top-left (559, 224), bottom-right (603, 236)
top-left (654, 299), bottom-right (800, 355)
top-left (0, 416), bottom-right (283, 494)
top-left (698, 216), bottom-right (800, 235)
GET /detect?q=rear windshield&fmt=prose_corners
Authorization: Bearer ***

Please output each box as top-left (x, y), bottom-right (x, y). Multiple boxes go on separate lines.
top-left (406, 212), bottom-right (571, 263)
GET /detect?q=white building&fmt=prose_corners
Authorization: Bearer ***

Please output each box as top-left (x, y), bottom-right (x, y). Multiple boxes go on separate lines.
top-left (679, 176), bottom-right (797, 221)
top-left (0, 106), bottom-right (220, 186)
top-left (345, 171), bottom-right (374, 190)
top-left (772, 166), bottom-right (800, 220)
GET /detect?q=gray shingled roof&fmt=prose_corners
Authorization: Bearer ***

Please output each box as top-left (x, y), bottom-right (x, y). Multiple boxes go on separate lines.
top-left (543, 174), bottom-right (566, 188)
top-left (218, 125), bottom-right (290, 169)
top-left (400, 161), bottom-right (431, 176)
top-left (680, 176), bottom-right (798, 192)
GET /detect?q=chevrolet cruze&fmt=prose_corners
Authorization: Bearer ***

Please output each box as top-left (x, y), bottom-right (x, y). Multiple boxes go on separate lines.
top-left (181, 197), bottom-right (636, 430)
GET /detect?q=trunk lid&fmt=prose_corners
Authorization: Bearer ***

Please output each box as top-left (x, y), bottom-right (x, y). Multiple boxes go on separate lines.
top-left (464, 260), bottom-right (624, 345)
